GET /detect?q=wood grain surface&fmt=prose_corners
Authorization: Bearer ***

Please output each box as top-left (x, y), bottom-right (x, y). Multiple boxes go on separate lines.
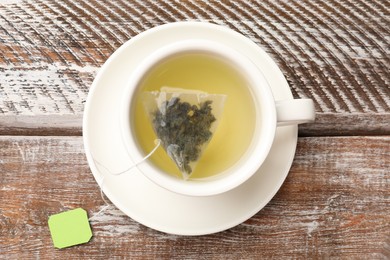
top-left (0, 0), bottom-right (389, 135)
top-left (0, 136), bottom-right (389, 258)
top-left (0, 0), bottom-right (389, 258)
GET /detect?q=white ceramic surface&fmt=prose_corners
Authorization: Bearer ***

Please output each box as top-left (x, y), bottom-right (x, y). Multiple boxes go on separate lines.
top-left (83, 22), bottom-right (298, 235)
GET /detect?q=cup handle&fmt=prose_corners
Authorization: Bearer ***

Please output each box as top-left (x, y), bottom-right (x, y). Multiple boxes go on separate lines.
top-left (276, 99), bottom-right (315, 126)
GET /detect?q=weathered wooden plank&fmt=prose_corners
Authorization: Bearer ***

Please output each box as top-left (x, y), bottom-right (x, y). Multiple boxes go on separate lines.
top-left (0, 113), bottom-right (389, 136)
top-left (0, 115), bottom-right (82, 136)
top-left (0, 0), bottom-right (389, 135)
top-left (299, 113), bottom-right (390, 136)
top-left (0, 136), bottom-right (388, 258)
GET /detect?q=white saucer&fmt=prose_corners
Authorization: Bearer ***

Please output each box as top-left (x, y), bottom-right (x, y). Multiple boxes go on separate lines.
top-left (83, 22), bottom-right (297, 236)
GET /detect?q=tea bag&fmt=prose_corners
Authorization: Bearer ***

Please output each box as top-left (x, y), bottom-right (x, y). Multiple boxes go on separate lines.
top-left (143, 87), bottom-right (226, 180)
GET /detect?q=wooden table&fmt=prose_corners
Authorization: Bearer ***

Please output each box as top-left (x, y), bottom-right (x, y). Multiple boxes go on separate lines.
top-left (1, 0), bottom-right (389, 258)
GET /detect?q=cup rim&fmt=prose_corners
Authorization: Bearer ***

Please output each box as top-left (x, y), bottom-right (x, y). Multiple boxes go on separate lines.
top-left (120, 39), bottom-right (276, 196)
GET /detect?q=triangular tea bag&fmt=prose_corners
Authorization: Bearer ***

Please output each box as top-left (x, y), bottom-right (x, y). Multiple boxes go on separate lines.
top-left (143, 87), bottom-right (226, 180)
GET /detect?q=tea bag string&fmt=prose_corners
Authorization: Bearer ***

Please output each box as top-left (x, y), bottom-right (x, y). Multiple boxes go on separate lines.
top-left (88, 139), bottom-right (161, 221)
top-left (93, 139), bottom-right (161, 176)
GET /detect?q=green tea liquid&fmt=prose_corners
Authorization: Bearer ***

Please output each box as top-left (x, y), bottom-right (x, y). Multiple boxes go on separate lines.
top-left (132, 53), bottom-right (256, 179)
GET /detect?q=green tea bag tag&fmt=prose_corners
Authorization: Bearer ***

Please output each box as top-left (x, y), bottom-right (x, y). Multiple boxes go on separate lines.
top-left (48, 208), bottom-right (92, 249)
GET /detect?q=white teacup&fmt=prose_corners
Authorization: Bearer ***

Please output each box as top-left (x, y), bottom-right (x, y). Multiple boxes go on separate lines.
top-left (120, 39), bottom-right (315, 197)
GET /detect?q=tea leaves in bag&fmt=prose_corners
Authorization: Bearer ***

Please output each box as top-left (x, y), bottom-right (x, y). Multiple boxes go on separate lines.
top-left (143, 87), bottom-right (226, 180)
